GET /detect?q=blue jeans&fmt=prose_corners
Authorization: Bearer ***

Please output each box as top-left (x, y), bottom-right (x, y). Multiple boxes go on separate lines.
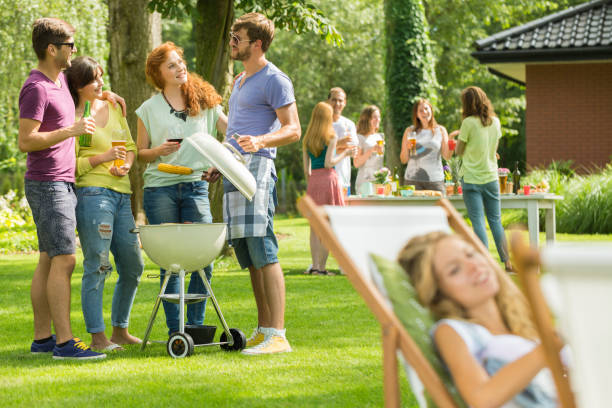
top-left (143, 181), bottom-right (213, 333)
top-left (76, 187), bottom-right (144, 333)
top-left (461, 180), bottom-right (509, 263)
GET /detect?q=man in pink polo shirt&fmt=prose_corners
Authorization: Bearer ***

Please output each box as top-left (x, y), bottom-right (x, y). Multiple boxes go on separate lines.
top-left (19, 18), bottom-right (109, 360)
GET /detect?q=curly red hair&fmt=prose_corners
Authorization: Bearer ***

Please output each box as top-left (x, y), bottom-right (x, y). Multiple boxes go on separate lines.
top-left (145, 42), bottom-right (222, 116)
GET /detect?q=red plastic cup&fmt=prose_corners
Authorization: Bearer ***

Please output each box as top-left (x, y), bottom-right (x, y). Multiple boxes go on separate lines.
top-left (523, 185), bottom-right (530, 195)
top-left (448, 139), bottom-right (457, 151)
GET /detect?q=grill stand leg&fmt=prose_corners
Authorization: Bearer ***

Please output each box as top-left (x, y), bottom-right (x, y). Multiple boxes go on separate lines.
top-left (179, 269), bottom-right (185, 333)
top-left (198, 269), bottom-right (233, 347)
top-left (141, 270), bottom-right (173, 351)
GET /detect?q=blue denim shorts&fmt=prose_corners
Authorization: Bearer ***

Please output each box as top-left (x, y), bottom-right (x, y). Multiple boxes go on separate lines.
top-left (231, 186), bottom-right (279, 270)
top-left (25, 179), bottom-right (77, 258)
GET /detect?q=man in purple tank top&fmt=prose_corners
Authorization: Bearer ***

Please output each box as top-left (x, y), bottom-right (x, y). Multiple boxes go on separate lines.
top-left (18, 18), bottom-right (106, 360)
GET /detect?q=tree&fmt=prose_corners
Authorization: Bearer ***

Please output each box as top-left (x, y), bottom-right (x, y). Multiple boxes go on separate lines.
top-left (108, 0), bottom-right (162, 223)
top-left (384, 0), bottom-right (438, 174)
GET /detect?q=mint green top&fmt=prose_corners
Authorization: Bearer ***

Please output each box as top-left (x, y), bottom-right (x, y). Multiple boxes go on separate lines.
top-left (458, 116), bottom-right (501, 184)
top-left (308, 146), bottom-right (328, 170)
top-left (135, 93), bottom-right (222, 188)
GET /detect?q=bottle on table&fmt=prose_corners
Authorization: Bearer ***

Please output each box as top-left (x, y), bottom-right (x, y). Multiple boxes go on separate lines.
top-left (391, 166), bottom-right (400, 197)
top-left (512, 161), bottom-right (521, 194)
top-left (79, 101), bottom-right (92, 147)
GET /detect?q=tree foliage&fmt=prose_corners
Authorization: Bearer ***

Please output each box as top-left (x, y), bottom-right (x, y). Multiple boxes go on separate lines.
top-left (149, 0), bottom-right (343, 46)
top-left (384, 0), bottom-right (438, 171)
top-left (0, 0), bottom-right (108, 176)
top-left (423, 0), bottom-right (587, 170)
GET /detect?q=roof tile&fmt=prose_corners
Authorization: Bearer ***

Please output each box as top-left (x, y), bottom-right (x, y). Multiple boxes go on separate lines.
top-left (477, 0), bottom-right (612, 52)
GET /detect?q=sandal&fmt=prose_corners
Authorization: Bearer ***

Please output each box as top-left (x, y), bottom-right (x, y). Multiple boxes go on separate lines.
top-left (305, 268), bottom-right (320, 275)
top-left (317, 269), bottom-right (336, 276)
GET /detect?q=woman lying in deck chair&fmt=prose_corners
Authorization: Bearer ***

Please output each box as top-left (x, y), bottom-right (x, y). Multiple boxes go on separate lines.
top-left (398, 231), bottom-right (564, 408)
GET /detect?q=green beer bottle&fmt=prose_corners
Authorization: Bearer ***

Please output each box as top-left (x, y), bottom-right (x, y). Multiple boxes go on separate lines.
top-left (79, 101), bottom-right (92, 147)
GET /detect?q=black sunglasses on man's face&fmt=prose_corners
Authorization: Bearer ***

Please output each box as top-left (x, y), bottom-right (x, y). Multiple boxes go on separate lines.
top-left (53, 42), bottom-right (75, 51)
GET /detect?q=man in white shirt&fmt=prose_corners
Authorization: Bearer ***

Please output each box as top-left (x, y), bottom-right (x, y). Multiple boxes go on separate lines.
top-left (327, 87), bottom-right (357, 195)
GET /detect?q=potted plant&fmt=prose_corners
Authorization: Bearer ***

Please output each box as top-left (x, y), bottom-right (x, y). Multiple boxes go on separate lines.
top-left (445, 157), bottom-right (462, 194)
top-left (373, 167), bottom-right (391, 195)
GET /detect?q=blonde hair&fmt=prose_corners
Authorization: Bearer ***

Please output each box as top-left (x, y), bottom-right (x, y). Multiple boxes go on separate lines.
top-left (398, 231), bottom-right (538, 340)
top-left (356, 105), bottom-right (380, 135)
top-left (303, 102), bottom-right (335, 157)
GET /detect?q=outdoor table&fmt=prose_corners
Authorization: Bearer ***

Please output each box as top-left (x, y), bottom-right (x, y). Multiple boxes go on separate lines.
top-left (346, 193), bottom-right (564, 247)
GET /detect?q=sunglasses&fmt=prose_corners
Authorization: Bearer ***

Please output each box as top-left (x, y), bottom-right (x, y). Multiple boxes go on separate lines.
top-left (54, 42), bottom-right (75, 50)
top-left (229, 32), bottom-right (255, 45)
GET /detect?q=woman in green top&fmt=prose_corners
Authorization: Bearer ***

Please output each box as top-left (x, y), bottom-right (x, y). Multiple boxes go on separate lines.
top-left (452, 86), bottom-right (511, 271)
top-left (66, 56), bottom-right (144, 351)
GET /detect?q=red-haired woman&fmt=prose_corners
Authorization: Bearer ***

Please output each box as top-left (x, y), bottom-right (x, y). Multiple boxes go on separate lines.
top-left (136, 42), bottom-right (227, 334)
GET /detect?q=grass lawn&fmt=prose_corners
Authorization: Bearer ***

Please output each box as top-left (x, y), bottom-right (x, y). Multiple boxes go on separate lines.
top-left (1, 215), bottom-right (610, 407)
top-left (0, 216), bottom-right (416, 407)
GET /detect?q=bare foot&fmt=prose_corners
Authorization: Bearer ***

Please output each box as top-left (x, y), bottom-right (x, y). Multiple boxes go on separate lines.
top-left (90, 332), bottom-right (115, 350)
top-left (111, 328), bottom-right (142, 345)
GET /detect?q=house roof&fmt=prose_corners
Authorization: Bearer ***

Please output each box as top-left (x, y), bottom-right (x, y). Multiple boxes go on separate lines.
top-left (472, 0), bottom-right (612, 84)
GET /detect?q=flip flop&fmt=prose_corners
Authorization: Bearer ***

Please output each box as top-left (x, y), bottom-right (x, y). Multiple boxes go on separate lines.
top-left (317, 270), bottom-right (336, 276)
top-left (102, 343), bottom-right (124, 352)
top-left (305, 268), bottom-right (321, 275)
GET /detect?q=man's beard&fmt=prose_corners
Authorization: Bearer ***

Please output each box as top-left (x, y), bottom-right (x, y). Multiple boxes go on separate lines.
top-left (57, 55), bottom-right (71, 70)
top-left (231, 47), bottom-right (251, 62)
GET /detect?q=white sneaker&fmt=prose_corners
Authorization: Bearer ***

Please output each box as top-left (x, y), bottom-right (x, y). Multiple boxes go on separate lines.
top-left (241, 335), bottom-right (292, 355)
top-left (246, 327), bottom-right (265, 348)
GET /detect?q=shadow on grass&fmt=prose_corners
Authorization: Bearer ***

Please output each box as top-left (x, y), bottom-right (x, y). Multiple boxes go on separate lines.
top-left (0, 340), bottom-right (250, 368)
top-left (283, 268), bottom-right (342, 276)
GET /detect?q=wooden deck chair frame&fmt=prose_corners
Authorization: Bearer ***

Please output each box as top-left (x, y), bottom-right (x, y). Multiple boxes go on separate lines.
top-left (297, 196), bottom-right (507, 408)
top-left (510, 233), bottom-right (577, 408)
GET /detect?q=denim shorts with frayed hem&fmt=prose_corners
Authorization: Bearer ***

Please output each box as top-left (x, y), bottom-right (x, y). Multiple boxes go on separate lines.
top-left (25, 179), bottom-right (77, 258)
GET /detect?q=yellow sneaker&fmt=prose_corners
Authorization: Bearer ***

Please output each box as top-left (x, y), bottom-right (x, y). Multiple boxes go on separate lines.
top-left (246, 328), bottom-right (265, 348)
top-left (241, 335), bottom-right (292, 355)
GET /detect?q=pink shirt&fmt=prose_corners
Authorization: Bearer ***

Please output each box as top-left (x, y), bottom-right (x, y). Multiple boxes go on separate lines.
top-left (19, 70), bottom-right (76, 182)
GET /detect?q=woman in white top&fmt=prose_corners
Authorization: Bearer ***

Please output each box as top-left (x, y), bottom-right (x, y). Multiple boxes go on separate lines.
top-left (398, 231), bottom-right (561, 408)
top-left (353, 105), bottom-right (384, 194)
top-left (400, 99), bottom-right (452, 194)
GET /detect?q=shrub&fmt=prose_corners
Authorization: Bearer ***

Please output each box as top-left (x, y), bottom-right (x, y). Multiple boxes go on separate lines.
top-left (503, 165), bottom-right (612, 234)
top-left (0, 190), bottom-right (36, 253)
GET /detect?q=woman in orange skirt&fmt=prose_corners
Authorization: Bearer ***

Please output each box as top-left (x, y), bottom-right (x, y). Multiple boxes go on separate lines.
top-left (302, 102), bottom-right (356, 275)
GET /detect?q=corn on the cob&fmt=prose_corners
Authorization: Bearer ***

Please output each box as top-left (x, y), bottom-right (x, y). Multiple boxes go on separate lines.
top-left (157, 163), bottom-right (193, 175)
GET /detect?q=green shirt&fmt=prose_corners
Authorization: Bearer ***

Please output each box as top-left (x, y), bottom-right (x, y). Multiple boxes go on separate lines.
top-left (308, 146), bottom-right (328, 170)
top-left (135, 93), bottom-right (221, 188)
top-left (75, 102), bottom-right (136, 194)
top-left (458, 116), bottom-right (501, 184)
